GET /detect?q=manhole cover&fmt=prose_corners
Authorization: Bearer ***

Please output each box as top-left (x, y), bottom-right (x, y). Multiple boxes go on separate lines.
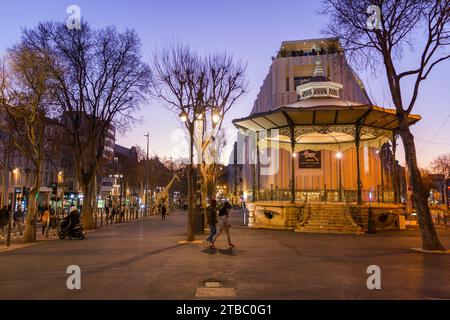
top-left (195, 288), bottom-right (236, 298)
top-left (205, 281), bottom-right (223, 288)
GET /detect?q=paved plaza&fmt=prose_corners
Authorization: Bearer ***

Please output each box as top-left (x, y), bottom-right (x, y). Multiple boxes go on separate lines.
top-left (1, 210), bottom-right (450, 300)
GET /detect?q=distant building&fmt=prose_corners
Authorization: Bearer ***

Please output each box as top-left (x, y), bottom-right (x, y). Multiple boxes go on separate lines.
top-left (0, 110), bottom-right (116, 210)
top-left (426, 174), bottom-right (448, 207)
top-left (226, 141), bottom-right (243, 205)
top-left (101, 144), bottom-right (139, 205)
top-left (251, 38), bottom-right (370, 115)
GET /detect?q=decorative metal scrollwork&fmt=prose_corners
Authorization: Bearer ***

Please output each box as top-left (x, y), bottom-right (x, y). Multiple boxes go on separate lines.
top-left (360, 126), bottom-right (392, 139)
top-left (280, 125), bottom-right (356, 138)
top-left (279, 124), bottom-right (393, 142)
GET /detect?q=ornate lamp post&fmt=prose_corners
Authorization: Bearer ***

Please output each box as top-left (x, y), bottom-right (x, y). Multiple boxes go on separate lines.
top-left (179, 106), bottom-right (222, 236)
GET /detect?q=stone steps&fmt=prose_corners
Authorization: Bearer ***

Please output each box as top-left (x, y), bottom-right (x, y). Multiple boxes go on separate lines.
top-left (298, 228), bottom-right (364, 234)
top-left (295, 204), bottom-right (362, 235)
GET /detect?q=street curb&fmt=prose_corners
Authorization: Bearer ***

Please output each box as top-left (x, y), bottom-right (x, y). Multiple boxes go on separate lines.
top-left (178, 240), bottom-right (204, 244)
top-left (410, 248), bottom-right (450, 254)
top-left (0, 217), bottom-right (149, 252)
top-left (0, 241), bottom-right (42, 253)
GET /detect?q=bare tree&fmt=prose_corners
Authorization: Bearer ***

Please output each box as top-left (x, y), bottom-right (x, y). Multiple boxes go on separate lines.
top-left (0, 44), bottom-right (54, 242)
top-left (431, 154), bottom-right (450, 178)
top-left (152, 43), bottom-right (246, 241)
top-left (0, 86), bottom-right (15, 209)
top-left (323, 0), bottom-right (449, 251)
top-left (153, 43), bottom-right (209, 241)
top-left (198, 54), bottom-right (247, 213)
top-left (21, 21), bottom-right (152, 229)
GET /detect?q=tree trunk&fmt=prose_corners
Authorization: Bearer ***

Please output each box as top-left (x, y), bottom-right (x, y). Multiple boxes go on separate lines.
top-left (201, 168), bottom-right (208, 229)
top-left (23, 167), bottom-right (40, 243)
top-left (150, 187), bottom-right (154, 214)
top-left (81, 177), bottom-right (95, 230)
top-left (1, 148), bottom-right (9, 208)
top-left (187, 129), bottom-right (195, 241)
top-left (399, 121), bottom-right (445, 251)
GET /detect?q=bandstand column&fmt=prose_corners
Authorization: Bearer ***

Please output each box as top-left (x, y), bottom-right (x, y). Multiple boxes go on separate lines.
top-left (380, 143), bottom-right (385, 203)
top-left (392, 133), bottom-right (398, 203)
top-left (289, 124), bottom-right (296, 204)
top-left (355, 124), bottom-right (362, 205)
top-left (256, 130), bottom-right (261, 201)
top-left (251, 133), bottom-right (257, 203)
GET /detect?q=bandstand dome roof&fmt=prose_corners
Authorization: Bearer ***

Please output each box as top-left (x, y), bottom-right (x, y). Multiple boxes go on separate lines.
top-left (233, 102), bottom-right (420, 133)
top-left (233, 57), bottom-right (421, 144)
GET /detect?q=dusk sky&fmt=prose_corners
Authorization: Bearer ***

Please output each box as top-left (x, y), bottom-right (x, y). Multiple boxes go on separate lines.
top-left (1, 0), bottom-right (449, 168)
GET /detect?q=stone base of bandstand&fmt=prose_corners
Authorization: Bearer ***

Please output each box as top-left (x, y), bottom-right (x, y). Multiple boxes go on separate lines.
top-left (247, 202), bottom-right (303, 230)
top-left (348, 203), bottom-right (407, 232)
top-left (247, 201), bottom-right (407, 234)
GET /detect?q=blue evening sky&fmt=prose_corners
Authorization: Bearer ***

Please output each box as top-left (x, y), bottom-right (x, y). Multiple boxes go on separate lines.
top-left (1, 0), bottom-right (449, 167)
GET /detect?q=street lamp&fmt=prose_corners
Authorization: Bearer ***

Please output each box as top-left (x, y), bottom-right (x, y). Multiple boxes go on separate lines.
top-left (212, 108), bottom-right (221, 124)
top-left (196, 112), bottom-right (204, 120)
top-left (179, 111), bottom-right (188, 122)
top-left (178, 105), bottom-right (222, 239)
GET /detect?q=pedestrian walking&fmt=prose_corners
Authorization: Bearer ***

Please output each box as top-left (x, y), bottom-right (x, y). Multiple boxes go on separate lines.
top-left (120, 205), bottom-right (125, 223)
top-left (211, 201), bottom-right (235, 249)
top-left (445, 212), bottom-right (448, 230)
top-left (161, 204), bottom-right (167, 221)
top-left (0, 205), bottom-right (10, 240)
top-left (206, 199), bottom-right (218, 245)
top-left (13, 205), bottom-right (24, 238)
top-left (40, 206), bottom-right (50, 237)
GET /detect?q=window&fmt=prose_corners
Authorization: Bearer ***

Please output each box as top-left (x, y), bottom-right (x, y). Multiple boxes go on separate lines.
top-left (301, 89), bottom-right (312, 98)
top-left (294, 77), bottom-right (311, 89)
top-left (286, 77), bottom-right (290, 92)
top-left (313, 88), bottom-right (327, 95)
top-left (329, 88), bottom-right (338, 96)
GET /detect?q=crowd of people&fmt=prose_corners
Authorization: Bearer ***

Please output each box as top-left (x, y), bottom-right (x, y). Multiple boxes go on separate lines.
top-left (0, 203), bottom-right (77, 241)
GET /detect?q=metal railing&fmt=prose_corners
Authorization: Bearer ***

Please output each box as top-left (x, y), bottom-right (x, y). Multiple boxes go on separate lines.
top-left (252, 188), bottom-right (397, 204)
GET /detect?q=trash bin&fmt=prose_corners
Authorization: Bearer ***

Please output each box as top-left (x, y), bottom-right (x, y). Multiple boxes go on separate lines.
top-left (194, 209), bottom-right (205, 234)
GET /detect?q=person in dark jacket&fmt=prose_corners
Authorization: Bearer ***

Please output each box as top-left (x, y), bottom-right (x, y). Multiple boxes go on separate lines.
top-left (111, 207), bottom-right (116, 224)
top-left (161, 204), bottom-right (167, 221)
top-left (206, 199), bottom-right (218, 246)
top-left (13, 205), bottom-right (24, 238)
top-left (211, 202), bottom-right (234, 249)
top-left (67, 206), bottom-right (81, 233)
top-left (105, 206), bottom-right (110, 222)
top-left (0, 205), bottom-right (10, 239)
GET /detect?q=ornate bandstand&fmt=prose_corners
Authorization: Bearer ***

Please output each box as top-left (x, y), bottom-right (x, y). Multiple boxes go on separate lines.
top-left (233, 57), bottom-right (421, 234)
